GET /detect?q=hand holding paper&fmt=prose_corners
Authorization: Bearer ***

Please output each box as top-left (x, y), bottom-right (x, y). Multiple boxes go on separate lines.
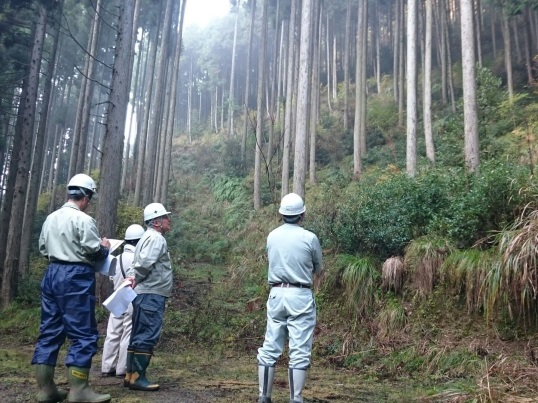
top-left (103, 281), bottom-right (137, 317)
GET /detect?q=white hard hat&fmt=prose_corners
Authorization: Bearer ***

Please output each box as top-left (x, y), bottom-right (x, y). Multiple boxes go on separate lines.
top-left (143, 203), bottom-right (171, 222)
top-left (279, 193), bottom-right (305, 216)
top-left (67, 173), bottom-right (97, 197)
top-left (125, 224), bottom-right (145, 240)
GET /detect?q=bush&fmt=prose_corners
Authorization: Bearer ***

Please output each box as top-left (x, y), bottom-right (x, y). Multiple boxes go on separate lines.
top-left (309, 161), bottom-right (537, 258)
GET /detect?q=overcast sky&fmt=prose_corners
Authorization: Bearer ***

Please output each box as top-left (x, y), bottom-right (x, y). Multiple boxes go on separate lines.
top-left (184, 0), bottom-right (231, 28)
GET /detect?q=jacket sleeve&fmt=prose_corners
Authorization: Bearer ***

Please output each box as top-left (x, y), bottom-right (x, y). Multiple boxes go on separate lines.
top-left (311, 235), bottom-right (323, 274)
top-left (79, 217), bottom-right (103, 257)
top-left (132, 235), bottom-right (165, 283)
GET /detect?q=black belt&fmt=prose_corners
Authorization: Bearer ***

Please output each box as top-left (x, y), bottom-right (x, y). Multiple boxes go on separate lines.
top-left (272, 283), bottom-right (310, 289)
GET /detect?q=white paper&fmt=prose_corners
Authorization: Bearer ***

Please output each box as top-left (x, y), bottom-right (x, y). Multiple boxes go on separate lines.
top-left (103, 281), bottom-right (137, 317)
top-left (108, 239), bottom-right (125, 254)
top-left (94, 255), bottom-right (117, 276)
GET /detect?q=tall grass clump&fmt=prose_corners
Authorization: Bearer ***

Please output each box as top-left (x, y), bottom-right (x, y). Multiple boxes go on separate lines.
top-left (405, 237), bottom-right (454, 298)
top-left (492, 209), bottom-right (538, 325)
top-left (381, 256), bottom-right (405, 294)
top-left (337, 254), bottom-right (380, 319)
top-left (376, 298), bottom-right (408, 340)
top-left (440, 249), bottom-right (495, 314)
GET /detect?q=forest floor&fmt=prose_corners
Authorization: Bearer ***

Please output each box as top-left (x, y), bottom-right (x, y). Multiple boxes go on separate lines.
top-left (3, 266), bottom-right (538, 402)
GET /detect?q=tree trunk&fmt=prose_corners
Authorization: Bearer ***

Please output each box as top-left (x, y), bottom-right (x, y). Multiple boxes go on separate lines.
top-left (96, 0), bottom-right (135, 303)
top-left (406, 0), bottom-right (417, 177)
top-left (76, 0), bottom-right (102, 174)
top-left (19, 0), bottom-right (64, 278)
top-left (281, 0), bottom-right (297, 197)
top-left (241, 0), bottom-right (256, 164)
top-left (292, 0), bottom-right (313, 199)
top-left (501, 11), bottom-right (514, 103)
top-left (161, 0), bottom-right (187, 203)
top-left (254, 0), bottom-right (268, 210)
top-left (309, 1), bottom-right (321, 185)
top-left (1, 5), bottom-right (47, 308)
top-left (353, 0), bottom-right (367, 178)
top-left (134, 5), bottom-right (161, 206)
top-left (424, 0), bottom-right (435, 163)
top-left (343, 0), bottom-right (351, 131)
top-left (227, 1), bottom-right (240, 136)
top-left (143, 0), bottom-right (173, 205)
top-left (461, 0), bottom-right (480, 172)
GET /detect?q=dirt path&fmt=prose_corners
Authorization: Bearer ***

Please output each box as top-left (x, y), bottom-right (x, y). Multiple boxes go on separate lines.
top-left (0, 341), bottom-right (420, 402)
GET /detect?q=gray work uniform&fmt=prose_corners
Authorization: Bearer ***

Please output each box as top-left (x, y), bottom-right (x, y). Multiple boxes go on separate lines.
top-left (127, 227), bottom-right (173, 297)
top-left (257, 223), bottom-right (323, 369)
top-left (127, 227), bottom-right (172, 353)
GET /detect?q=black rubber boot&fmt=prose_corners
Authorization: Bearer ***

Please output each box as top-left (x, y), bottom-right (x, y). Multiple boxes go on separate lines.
top-left (124, 349), bottom-right (134, 388)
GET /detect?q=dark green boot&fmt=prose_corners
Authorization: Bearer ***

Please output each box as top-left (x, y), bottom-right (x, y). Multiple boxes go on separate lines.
top-left (129, 352), bottom-right (159, 391)
top-left (35, 364), bottom-right (67, 403)
top-left (124, 349), bottom-right (134, 388)
top-left (67, 366), bottom-right (111, 403)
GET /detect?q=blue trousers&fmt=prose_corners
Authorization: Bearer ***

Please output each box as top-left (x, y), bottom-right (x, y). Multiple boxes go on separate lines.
top-left (129, 293), bottom-right (166, 353)
top-left (32, 262), bottom-right (98, 368)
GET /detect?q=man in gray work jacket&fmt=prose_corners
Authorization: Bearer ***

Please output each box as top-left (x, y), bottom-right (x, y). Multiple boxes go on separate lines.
top-left (257, 193), bottom-right (323, 403)
top-left (125, 202), bottom-right (173, 392)
top-left (32, 173), bottom-right (111, 403)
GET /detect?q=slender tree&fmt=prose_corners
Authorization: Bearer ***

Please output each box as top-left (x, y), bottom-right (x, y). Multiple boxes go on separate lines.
top-left (254, 0), bottom-right (268, 210)
top-left (292, 0), bottom-right (313, 198)
top-left (461, 0), bottom-right (480, 172)
top-left (1, 4), bottom-right (47, 307)
top-left (406, 0), bottom-right (418, 177)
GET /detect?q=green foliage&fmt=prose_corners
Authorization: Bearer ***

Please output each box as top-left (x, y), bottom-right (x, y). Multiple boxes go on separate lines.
top-left (310, 161), bottom-right (536, 258)
top-left (114, 202), bottom-right (144, 239)
top-left (210, 175), bottom-right (252, 230)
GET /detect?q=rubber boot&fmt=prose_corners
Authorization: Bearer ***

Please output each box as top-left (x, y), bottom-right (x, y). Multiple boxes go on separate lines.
top-left (124, 349), bottom-right (134, 388)
top-left (67, 366), bottom-right (111, 403)
top-left (129, 352), bottom-right (159, 391)
top-left (257, 365), bottom-right (275, 403)
top-left (289, 368), bottom-right (307, 403)
top-left (35, 364), bottom-right (68, 403)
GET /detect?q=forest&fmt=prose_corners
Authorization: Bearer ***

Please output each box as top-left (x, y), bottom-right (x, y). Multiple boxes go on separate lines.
top-left (2, 0), bottom-right (538, 401)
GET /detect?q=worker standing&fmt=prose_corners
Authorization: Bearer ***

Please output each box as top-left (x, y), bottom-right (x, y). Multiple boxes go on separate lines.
top-left (32, 173), bottom-right (112, 403)
top-left (257, 193), bottom-right (323, 403)
top-left (101, 224), bottom-right (145, 379)
top-left (125, 203), bottom-right (173, 392)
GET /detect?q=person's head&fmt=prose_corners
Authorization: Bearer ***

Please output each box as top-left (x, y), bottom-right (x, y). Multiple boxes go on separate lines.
top-left (66, 173), bottom-right (97, 211)
top-left (124, 224), bottom-right (145, 246)
top-left (279, 193), bottom-right (305, 224)
top-left (143, 202), bottom-right (172, 234)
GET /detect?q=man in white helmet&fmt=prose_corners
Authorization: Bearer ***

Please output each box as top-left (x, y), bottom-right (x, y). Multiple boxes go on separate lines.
top-left (101, 224), bottom-right (145, 379)
top-left (257, 193), bottom-right (323, 403)
top-left (32, 173), bottom-right (112, 403)
top-left (124, 202), bottom-right (173, 392)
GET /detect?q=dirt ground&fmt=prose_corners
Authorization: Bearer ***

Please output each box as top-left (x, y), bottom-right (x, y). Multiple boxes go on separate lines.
top-left (0, 344), bottom-right (386, 402)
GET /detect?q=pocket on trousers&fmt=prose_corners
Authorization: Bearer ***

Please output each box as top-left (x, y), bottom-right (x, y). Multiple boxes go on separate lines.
top-left (139, 299), bottom-right (160, 326)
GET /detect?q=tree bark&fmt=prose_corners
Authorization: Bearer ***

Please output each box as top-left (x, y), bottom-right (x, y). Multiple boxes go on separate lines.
top-left (292, 0), bottom-right (313, 199)
top-left (406, 0), bottom-right (417, 177)
top-left (281, 0), bottom-right (297, 197)
top-left (1, 5), bottom-right (47, 307)
top-left (254, 0), bottom-right (268, 210)
top-left (461, 0), bottom-right (480, 172)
